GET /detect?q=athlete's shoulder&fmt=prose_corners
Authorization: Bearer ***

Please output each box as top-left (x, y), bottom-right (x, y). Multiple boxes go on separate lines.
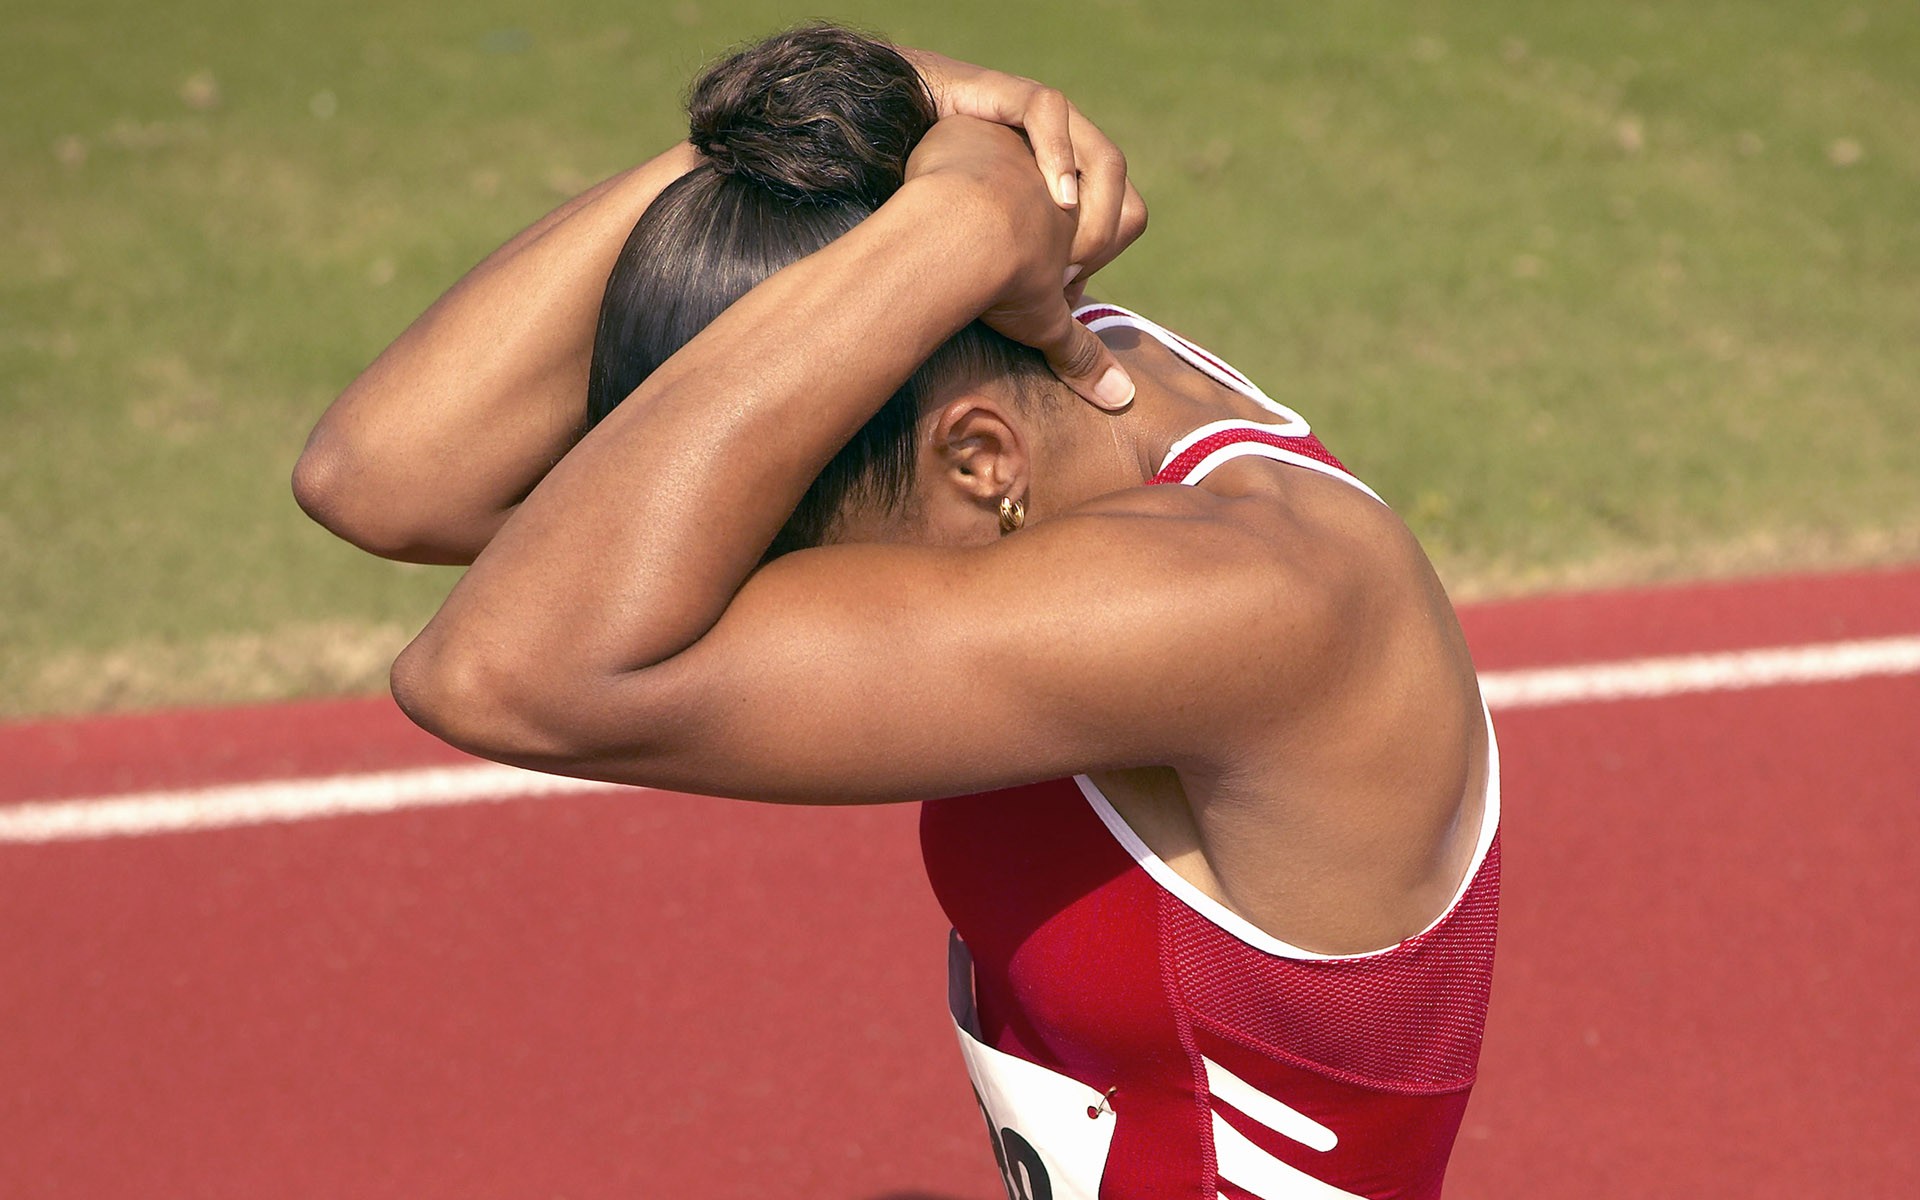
top-left (1020, 479), bottom-right (1369, 674)
top-left (1085, 458), bottom-right (1409, 586)
top-left (1033, 478), bottom-right (1309, 575)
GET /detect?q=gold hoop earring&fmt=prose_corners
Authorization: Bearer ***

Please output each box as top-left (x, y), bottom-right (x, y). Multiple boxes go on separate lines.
top-left (998, 495), bottom-right (1026, 535)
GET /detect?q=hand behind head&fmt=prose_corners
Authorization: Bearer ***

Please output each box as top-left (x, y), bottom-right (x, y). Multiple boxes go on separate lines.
top-left (906, 116), bottom-right (1136, 411)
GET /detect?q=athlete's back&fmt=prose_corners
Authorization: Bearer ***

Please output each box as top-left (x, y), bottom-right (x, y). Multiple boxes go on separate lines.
top-left (920, 304), bottom-right (1500, 1200)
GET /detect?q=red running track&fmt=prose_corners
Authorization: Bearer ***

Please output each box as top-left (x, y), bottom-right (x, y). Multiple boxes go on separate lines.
top-left (2, 567), bottom-right (1917, 1198)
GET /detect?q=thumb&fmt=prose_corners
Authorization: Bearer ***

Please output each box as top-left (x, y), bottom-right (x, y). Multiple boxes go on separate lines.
top-left (1042, 309), bottom-right (1135, 412)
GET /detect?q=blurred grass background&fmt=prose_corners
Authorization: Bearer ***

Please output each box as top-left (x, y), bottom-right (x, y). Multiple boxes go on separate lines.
top-left (3, 0), bottom-right (1916, 717)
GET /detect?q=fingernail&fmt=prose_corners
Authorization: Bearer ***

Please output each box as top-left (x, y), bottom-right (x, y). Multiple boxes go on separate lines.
top-left (1064, 263), bottom-right (1082, 286)
top-left (1057, 172), bottom-right (1079, 208)
top-left (1094, 366), bottom-right (1135, 410)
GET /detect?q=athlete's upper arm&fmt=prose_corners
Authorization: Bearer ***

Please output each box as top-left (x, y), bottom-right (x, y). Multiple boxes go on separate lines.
top-left (473, 495), bottom-right (1342, 803)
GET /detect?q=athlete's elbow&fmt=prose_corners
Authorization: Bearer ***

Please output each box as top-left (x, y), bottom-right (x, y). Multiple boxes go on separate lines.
top-left (391, 630), bottom-right (654, 772)
top-left (391, 634), bottom-right (484, 754)
top-left (292, 431), bottom-right (407, 556)
top-left (391, 633), bottom-right (567, 765)
top-left (292, 429), bottom-right (474, 563)
top-left (291, 433), bottom-right (350, 532)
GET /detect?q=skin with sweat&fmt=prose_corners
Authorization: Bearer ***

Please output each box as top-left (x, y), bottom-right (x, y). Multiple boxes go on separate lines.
top-left (836, 320), bottom-right (1488, 953)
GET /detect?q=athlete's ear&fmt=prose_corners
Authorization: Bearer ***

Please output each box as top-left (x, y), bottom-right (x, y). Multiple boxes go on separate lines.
top-left (927, 394), bottom-right (1031, 513)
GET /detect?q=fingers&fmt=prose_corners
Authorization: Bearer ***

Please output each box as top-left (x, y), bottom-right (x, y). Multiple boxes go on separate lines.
top-left (904, 55), bottom-right (1142, 384)
top-left (903, 55), bottom-right (1122, 225)
top-left (918, 62), bottom-right (1080, 212)
top-left (1067, 179), bottom-right (1149, 302)
top-left (1036, 301), bottom-right (1135, 412)
top-left (1020, 87), bottom-right (1079, 209)
top-left (1064, 107), bottom-right (1126, 266)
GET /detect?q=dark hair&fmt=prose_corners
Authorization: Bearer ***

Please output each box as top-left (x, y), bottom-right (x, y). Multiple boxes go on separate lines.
top-left (585, 23), bottom-right (1055, 556)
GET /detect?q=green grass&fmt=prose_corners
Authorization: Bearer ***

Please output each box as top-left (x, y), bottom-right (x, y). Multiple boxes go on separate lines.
top-left (4, 0), bottom-right (1917, 716)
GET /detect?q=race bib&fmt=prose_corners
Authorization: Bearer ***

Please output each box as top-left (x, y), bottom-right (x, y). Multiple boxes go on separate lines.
top-left (947, 932), bottom-right (1117, 1200)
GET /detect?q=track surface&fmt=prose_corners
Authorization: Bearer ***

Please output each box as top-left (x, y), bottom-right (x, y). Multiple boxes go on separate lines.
top-left (3, 568), bottom-right (1916, 1198)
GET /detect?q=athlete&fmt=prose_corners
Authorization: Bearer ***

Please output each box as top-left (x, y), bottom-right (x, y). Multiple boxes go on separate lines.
top-left (295, 26), bottom-right (1498, 1200)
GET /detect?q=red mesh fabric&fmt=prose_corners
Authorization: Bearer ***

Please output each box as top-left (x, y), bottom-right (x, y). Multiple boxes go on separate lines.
top-left (1166, 835), bottom-right (1500, 1094)
top-left (1151, 427), bottom-right (1351, 485)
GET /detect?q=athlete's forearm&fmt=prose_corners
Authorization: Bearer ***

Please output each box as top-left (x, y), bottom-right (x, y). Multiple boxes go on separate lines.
top-left (292, 142), bottom-right (703, 564)
top-left (391, 168), bottom-right (1021, 760)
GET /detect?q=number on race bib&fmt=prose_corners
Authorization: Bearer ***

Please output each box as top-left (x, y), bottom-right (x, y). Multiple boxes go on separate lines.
top-left (976, 1087), bottom-right (1053, 1200)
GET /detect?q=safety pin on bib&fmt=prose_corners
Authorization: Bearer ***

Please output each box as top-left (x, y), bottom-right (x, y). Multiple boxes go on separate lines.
top-left (1086, 1086), bottom-right (1117, 1120)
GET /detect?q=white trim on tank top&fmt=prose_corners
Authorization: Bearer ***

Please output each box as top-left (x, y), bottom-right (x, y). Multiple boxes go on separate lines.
top-left (1073, 301), bottom-right (1308, 435)
top-left (1068, 299), bottom-right (1494, 961)
top-left (1071, 301), bottom-right (1386, 504)
top-left (1073, 706), bottom-right (1500, 962)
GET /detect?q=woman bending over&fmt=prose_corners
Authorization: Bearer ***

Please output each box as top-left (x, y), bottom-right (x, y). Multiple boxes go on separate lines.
top-left (296, 26), bottom-right (1498, 1200)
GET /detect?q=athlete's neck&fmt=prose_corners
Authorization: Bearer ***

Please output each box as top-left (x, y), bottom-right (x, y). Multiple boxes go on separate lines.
top-left (1027, 322), bottom-right (1280, 519)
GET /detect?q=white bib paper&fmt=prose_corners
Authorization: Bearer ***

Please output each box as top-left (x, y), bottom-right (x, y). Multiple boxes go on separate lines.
top-left (947, 932), bottom-right (1117, 1200)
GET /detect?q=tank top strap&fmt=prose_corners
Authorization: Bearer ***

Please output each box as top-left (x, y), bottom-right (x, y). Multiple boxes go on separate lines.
top-left (1072, 302), bottom-right (1384, 504)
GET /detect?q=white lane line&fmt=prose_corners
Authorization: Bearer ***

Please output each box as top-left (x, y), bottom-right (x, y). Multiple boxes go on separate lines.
top-left (3, 634), bottom-right (1916, 844)
top-left (0, 764), bottom-right (623, 844)
top-left (1477, 634), bottom-right (1920, 710)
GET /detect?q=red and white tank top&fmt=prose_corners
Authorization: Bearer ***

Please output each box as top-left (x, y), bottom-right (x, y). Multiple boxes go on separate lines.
top-left (919, 302), bottom-right (1501, 1200)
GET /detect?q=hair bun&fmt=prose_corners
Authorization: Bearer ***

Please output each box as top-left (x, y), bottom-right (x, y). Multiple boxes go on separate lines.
top-left (688, 24), bottom-right (937, 208)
